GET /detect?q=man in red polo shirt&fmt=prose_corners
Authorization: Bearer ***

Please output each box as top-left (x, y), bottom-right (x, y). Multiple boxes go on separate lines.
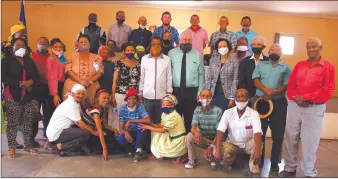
top-left (279, 37), bottom-right (336, 178)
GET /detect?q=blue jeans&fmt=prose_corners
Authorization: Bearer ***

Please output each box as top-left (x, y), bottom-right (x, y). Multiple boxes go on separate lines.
top-left (116, 128), bottom-right (146, 153)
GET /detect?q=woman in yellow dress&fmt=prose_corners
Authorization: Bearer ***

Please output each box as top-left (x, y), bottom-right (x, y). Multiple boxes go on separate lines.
top-left (139, 94), bottom-right (187, 164)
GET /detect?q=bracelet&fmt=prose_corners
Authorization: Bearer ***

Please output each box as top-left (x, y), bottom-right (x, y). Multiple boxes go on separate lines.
top-left (89, 81), bottom-right (94, 85)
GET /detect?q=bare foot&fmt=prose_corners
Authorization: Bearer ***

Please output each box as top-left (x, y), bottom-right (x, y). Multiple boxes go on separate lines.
top-left (8, 148), bottom-right (16, 158)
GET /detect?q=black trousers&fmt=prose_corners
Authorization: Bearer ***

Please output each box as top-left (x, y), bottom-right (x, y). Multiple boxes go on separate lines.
top-left (173, 87), bottom-right (198, 133)
top-left (87, 129), bottom-right (119, 154)
top-left (52, 128), bottom-right (91, 153)
top-left (261, 96), bottom-right (288, 165)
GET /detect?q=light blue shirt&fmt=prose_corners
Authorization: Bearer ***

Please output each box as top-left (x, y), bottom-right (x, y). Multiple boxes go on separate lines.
top-left (168, 47), bottom-right (205, 93)
top-left (252, 60), bottom-right (291, 99)
top-left (236, 30), bottom-right (258, 55)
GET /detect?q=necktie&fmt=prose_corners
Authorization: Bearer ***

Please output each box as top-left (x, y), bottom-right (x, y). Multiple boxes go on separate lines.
top-left (180, 52), bottom-right (187, 90)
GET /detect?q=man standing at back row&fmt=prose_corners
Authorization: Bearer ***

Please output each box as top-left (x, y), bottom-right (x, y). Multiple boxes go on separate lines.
top-left (78, 13), bottom-right (107, 54)
top-left (153, 11), bottom-right (179, 47)
top-left (129, 16), bottom-right (152, 50)
top-left (186, 14), bottom-right (208, 57)
top-left (108, 11), bottom-right (132, 49)
top-left (236, 16), bottom-right (258, 55)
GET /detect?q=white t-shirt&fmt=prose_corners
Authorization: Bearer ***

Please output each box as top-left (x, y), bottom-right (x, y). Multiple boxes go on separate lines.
top-left (217, 106), bottom-right (262, 148)
top-left (46, 95), bottom-right (82, 142)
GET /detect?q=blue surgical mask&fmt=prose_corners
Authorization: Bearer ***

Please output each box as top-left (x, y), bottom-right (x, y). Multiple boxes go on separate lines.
top-left (162, 107), bottom-right (174, 114)
top-left (59, 55), bottom-right (66, 64)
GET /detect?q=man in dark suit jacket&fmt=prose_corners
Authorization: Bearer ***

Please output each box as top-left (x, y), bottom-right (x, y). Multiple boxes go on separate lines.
top-left (238, 35), bottom-right (269, 105)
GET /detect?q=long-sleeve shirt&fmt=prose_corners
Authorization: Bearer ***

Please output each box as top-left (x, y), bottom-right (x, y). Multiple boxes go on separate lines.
top-left (139, 53), bottom-right (172, 100)
top-left (107, 23), bottom-right (132, 48)
top-left (32, 50), bottom-right (49, 84)
top-left (46, 56), bottom-right (65, 96)
top-left (128, 27), bottom-right (152, 49)
top-left (152, 25), bottom-right (179, 47)
top-left (168, 48), bottom-right (205, 93)
top-left (287, 57), bottom-right (336, 103)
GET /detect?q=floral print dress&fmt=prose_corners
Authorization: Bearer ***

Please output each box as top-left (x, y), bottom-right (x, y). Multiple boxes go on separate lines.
top-left (115, 60), bottom-right (141, 94)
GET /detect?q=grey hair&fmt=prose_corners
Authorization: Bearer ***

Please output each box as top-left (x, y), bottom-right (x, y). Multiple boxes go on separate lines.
top-left (269, 43), bottom-right (283, 53)
top-left (307, 37), bottom-right (322, 46)
top-left (252, 35), bottom-right (266, 46)
top-left (179, 30), bottom-right (193, 40)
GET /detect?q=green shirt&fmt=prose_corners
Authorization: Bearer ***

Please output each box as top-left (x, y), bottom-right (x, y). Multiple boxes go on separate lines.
top-left (252, 60), bottom-right (291, 99)
top-left (191, 105), bottom-right (223, 140)
top-left (168, 47), bottom-right (205, 92)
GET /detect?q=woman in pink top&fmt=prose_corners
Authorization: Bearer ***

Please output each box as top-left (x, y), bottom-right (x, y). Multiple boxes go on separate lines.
top-left (63, 34), bottom-right (103, 108)
top-left (45, 38), bottom-right (66, 149)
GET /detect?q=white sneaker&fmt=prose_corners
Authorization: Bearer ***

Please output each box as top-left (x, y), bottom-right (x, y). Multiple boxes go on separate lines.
top-left (211, 161), bottom-right (218, 167)
top-left (185, 160), bottom-right (197, 169)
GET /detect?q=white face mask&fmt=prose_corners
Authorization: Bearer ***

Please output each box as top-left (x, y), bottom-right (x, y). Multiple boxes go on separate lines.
top-left (128, 105), bottom-right (137, 112)
top-left (13, 48), bottom-right (26, 57)
top-left (218, 47), bottom-right (229, 55)
top-left (37, 44), bottom-right (48, 52)
top-left (52, 48), bottom-right (62, 56)
top-left (237, 46), bottom-right (248, 52)
top-left (235, 101), bottom-right (248, 110)
top-left (139, 25), bottom-right (147, 29)
top-left (200, 98), bottom-right (211, 107)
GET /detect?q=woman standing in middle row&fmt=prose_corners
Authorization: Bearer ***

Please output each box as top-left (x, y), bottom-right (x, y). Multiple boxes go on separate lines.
top-left (206, 38), bottom-right (239, 111)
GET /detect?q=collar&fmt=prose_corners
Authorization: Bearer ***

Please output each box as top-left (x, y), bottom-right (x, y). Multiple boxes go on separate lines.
top-left (234, 51), bottom-right (250, 60)
top-left (235, 106), bottom-right (250, 120)
top-left (35, 50), bottom-right (49, 57)
top-left (306, 56), bottom-right (324, 66)
top-left (250, 53), bottom-right (264, 60)
top-left (161, 25), bottom-right (172, 31)
top-left (148, 53), bottom-right (164, 59)
top-left (218, 29), bottom-right (229, 34)
top-left (240, 29), bottom-right (252, 34)
top-left (190, 26), bottom-right (200, 32)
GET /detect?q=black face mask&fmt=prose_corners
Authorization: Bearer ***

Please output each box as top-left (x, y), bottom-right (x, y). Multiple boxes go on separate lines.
top-left (252, 47), bottom-right (263, 55)
top-left (269, 54), bottom-right (280, 61)
top-left (163, 40), bottom-right (171, 46)
top-left (116, 18), bottom-right (125, 24)
top-left (180, 44), bottom-right (192, 53)
top-left (89, 22), bottom-right (96, 26)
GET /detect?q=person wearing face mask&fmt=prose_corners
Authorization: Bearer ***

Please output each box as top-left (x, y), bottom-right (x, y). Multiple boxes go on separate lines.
top-left (139, 94), bottom-right (187, 164)
top-left (169, 30), bottom-right (205, 133)
top-left (111, 42), bottom-right (141, 131)
top-left (214, 89), bottom-right (262, 177)
top-left (2, 23), bottom-right (30, 59)
top-left (63, 34), bottom-right (104, 109)
top-left (236, 16), bottom-right (258, 55)
top-left (1, 38), bottom-right (41, 158)
top-left (116, 88), bottom-right (151, 163)
top-left (107, 11), bottom-right (132, 49)
top-left (161, 32), bottom-right (174, 55)
top-left (152, 11), bottom-right (179, 47)
top-left (206, 38), bottom-right (238, 111)
top-left (129, 16), bottom-right (152, 50)
top-left (208, 16), bottom-right (237, 55)
top-left (78, 13), bottom-right (107, 54)
top-left (252, 43), bottom-right (291, 171)
top-left (184, 89), bottom-right (223, 169)
top-left (238, 35), bottom-right (269, 103)
top-left (234, 36), bottom-right (250, 64)
top-left (32, 36), bottom-right (50, 146)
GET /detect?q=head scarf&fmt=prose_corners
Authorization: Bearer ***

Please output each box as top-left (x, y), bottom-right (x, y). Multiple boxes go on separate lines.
top-left (162, 94), bottom-right (178, 107)
top-left (8, 23), bottom-right (26, 42)
top-left (98, 46), bottom-right (109, 59)
top-left (71, 83), bottom-right (86, 94)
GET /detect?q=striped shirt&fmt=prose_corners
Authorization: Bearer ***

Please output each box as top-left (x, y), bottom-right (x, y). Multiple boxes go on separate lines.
top-left (81, 107), bottom-right (105, 128)
top-left (208, 30), bottom-right (237, 54)
top-left (191, 105), bottom-right (223, 140)
top-left (119, 103), bottom-right (148, 131)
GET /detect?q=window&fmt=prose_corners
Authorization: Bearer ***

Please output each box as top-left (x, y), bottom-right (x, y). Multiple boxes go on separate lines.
top-left (279, 36), bottom-right (295, 55)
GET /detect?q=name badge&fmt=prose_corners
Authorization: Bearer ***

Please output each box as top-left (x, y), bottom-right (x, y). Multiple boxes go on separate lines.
top-left (93, 61), bottom-right (99, 72)
top-left (245, 125), bottom-right (252, 129)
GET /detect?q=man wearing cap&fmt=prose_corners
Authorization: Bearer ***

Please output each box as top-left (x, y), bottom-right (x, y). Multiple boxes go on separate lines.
top-left (78, 13), bottom-right (107, 54)
top-left (252, 43), bottom-right (291, 171)
top-left (117, 88), bottom-right (151, 163)
top-left (169, 30), bottom-right (204, 133)
top-left (108, 11), bottom-right (132, 49)
top-left (129, 16), bottom-right (152, 50)
top-left (46, 84), bottom-right (100, 156)
top-left (214, 88), bottom-right (262, 176)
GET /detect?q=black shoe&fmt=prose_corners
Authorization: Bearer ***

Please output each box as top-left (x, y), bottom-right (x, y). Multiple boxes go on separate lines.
top-left (16, 144), bottom-right (24, 149)
top-left (133, 152), bottom-right (142, 163)
top-left (270, 163), bottom-right (279, 172)
top-left (279, 170), bottom-right (296, 178)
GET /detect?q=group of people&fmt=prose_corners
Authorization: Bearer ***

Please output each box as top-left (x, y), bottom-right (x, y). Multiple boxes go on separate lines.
top-left (1, 10), bottom-right (336, 178)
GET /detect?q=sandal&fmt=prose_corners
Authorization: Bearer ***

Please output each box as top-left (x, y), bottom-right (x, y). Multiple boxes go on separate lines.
top-left (8, 148), bottom-right (16, 158)
top-left (148, 154), bottom-right (163, 161)
top-left (24, 147), bottom-right (39, 154)
top-left (171, 157), bottom-right (188, 164)
top-left (44, 141), bottom-right (52, 151)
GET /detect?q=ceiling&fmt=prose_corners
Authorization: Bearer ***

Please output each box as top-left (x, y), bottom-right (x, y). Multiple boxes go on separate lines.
top-left (28, 1), bottom-right (338, 19)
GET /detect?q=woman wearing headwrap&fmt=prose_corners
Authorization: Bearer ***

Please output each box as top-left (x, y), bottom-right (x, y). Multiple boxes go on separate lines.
top-left (63, 34), bottom-right (103, 108)
top-left (139, 94), bottom-right (187, 164)
top-left (1, 38), bottom-right (40, 157)
top-left (46, 84), bottom-right (100, 157)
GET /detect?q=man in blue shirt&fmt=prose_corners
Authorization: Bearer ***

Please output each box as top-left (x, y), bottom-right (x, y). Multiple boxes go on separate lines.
top-left (169, 30), bottom-right (205, 133)
top-left (236, 16), bottom-right (258, 55)
top-left (252, 43), bottom-right (291, 171)
top-left (152, 11), bottom-right (179, 47)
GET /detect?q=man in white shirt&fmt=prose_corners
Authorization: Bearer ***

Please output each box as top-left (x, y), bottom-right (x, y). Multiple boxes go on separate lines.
top-left (46, 84), bottom-right (100, 156)
top-left (214, 88), bottom-right (262, 176)
top-left (139, 36), bottom-right (173, 125)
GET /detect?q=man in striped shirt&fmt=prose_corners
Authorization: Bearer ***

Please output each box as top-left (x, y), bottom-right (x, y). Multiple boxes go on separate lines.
top-left (185, 89), bottom-right (223, 169)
